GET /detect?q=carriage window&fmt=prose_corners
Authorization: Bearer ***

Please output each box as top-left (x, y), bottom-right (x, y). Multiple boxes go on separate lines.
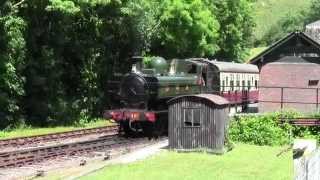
top-left (242, 80), bottom-right (245, 90)
top-left (230, 81), bottom-right (234, 91)
top-left (255, 80), bottom-right (258, 88)
top-left (222, 80), bottom-right (225, 91)
top-left (236, 81), bottom-right (240, 90)
top-left (226, 76), bottom-right (229, 86)
top-left (183, 108), bottom-right (201, 127)
top-left (248, 80), bottom-right (251, 90)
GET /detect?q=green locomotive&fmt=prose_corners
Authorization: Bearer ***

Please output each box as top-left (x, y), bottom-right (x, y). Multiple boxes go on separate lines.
top-left (105, 56), bottom-right (258, 136)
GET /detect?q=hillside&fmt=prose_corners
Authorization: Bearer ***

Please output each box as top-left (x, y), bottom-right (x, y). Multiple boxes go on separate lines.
top-left (253, 0), bottom-right (312, 41)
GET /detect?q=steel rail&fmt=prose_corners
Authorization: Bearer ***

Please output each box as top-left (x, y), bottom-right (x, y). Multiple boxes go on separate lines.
top-left (0, 125), bottom-right (118, 148)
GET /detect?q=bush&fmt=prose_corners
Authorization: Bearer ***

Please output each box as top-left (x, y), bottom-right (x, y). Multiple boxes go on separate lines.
top-left (229, 113), bottom-right (289, 146)
top-left (228, 111), bottom-right (320, 146)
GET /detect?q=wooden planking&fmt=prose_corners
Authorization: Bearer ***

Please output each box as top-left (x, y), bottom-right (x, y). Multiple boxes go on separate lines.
top-left (168, 96), bottom-right (229, 152)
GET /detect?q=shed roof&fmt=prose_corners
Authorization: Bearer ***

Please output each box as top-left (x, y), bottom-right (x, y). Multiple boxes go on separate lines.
top-left (168, 94), bottom-right (229, 105)
top-left (249, 31), bottom-right (320, 65)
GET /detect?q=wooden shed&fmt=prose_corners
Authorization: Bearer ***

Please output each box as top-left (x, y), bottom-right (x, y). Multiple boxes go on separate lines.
top-left (168, 94), bottom-right (229, 153)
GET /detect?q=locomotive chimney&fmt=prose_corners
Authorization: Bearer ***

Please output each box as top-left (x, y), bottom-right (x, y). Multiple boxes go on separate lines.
top-left (131, 56), bottom-right (143, 73)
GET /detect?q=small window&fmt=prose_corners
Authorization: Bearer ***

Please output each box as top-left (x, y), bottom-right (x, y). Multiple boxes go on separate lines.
top-left (255, 80), bottom-right (258, 88)
top-left (242, 80), bottom-right (246, 90)
top-left (309, 80), bottom-right (319, 86)
top-left (236, 81), bottom-right (240, 90)
top-left (230, 81), bottom-right (234, 91)
top-left (187, 64), bottom-right (197, 74)
top-left (183, 108), bottom-right (201, 127)
top-left (248, 80), bottom-right (251, 90)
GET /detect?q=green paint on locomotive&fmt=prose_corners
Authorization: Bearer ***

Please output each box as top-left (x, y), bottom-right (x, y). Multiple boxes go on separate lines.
top-left (156, 75), bottom-right (200, 98)
top-left (143, 58), bottom-right (202, 98)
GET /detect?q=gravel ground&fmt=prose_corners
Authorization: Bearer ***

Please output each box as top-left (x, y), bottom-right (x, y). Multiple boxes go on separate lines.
top-left (68, 139), bottom-right (168, 180)
top-left (0, 138), bottom-right (168, 180)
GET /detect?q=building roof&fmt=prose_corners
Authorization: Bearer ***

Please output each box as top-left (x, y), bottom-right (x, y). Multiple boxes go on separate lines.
top-left (168, 94), bottom-right (229, 106)
top-left (249, 31), bottom-right (320, 65)
top-left (275, 56), bottom-right (310, 63)
top-left (306, 20), bottom-right (320, 29)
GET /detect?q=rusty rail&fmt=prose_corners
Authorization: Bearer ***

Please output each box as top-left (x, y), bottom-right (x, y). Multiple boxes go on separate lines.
top-left (0, 134), bottom-right (153, 168)
top-left (0, 125), bottom-right (118, 148)
top-left (280, 118), bottom-right (320, 126)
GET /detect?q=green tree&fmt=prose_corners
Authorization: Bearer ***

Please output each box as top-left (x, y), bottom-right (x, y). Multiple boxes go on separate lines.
top-left (154, 0), bottom-right (220, 58)
top-left (0, 1), bottom-right (26, 128)
top-left (121, 0), bottom-right (161, 55)
top-left (211, 0), bottom-right (255, 61)
top-left (307, 0), bottom-right (320, 23)
top-left (19, 0), bottom-right (133, 126)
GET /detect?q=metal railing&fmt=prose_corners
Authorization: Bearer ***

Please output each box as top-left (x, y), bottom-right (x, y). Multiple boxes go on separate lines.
top-left (258, 86), bottom-right (320, 110)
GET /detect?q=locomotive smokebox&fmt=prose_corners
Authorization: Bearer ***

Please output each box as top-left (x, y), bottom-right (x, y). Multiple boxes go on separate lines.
top-left (120, 73), bottom-right (148, 108)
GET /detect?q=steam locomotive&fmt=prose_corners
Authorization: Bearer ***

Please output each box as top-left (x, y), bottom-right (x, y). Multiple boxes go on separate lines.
top-left (104, 57), bottom-right (259, 136)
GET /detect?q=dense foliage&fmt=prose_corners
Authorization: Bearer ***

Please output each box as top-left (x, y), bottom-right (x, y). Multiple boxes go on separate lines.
top-left (0, 0), bottom-right (255, 129)
top-left (0, 2), bottom-right (27, 128)
top-left (229, 111), bottom-right (320, 146)
top-left (212, 0), bottom-right (255, 60)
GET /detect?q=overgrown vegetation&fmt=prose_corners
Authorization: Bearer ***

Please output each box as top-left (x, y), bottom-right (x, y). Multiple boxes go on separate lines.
top-left (229, 111), bottom-right (320, 146)
top-left (0, 0), bottom-right (255, 129)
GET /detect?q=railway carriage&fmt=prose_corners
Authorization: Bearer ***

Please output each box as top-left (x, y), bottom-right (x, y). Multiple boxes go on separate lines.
top-left (105, 57), bottom-right (259, 136)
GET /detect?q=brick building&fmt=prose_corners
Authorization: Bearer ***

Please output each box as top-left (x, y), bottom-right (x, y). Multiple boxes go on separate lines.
top-left (250, 31), bottom-right (320, 113)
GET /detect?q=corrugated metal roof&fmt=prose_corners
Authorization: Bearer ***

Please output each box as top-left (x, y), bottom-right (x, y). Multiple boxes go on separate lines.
top-left (204, 60), bottom-right (259, 73)
top-left (168, 94), bottom-right (229, 105)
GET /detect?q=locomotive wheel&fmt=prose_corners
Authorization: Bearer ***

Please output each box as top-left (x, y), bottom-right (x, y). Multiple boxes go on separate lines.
top-left (153, 115), bottom-right (168, 137)
top-left (141, 122), bottom-right (154, 138)
top-left (121, 121), bottom-right (141, 137)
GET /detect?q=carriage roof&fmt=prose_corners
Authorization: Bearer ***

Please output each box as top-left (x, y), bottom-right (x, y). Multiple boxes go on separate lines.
top-left (186, 58), bottom-right (259, 73)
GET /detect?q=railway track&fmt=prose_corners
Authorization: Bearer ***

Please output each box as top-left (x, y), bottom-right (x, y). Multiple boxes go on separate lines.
top-left (0, 124), bottom-right (167, 179)
top-left (0, 125), bottom-right (118, 148)
top-left (0, 133), bottom-right (153, 168)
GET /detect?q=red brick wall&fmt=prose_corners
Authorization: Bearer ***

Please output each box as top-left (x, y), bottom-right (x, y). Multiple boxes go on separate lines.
top-left (259, 63), bottom-right (320, 113)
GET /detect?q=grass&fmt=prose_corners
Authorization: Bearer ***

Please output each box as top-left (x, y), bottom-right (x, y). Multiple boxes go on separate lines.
top-left (80, 143), bottom-right (293, 180)
top-left (0, 119), bottom-right (113, 140)
top-left (253, 0), bottom-right (312, 41)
